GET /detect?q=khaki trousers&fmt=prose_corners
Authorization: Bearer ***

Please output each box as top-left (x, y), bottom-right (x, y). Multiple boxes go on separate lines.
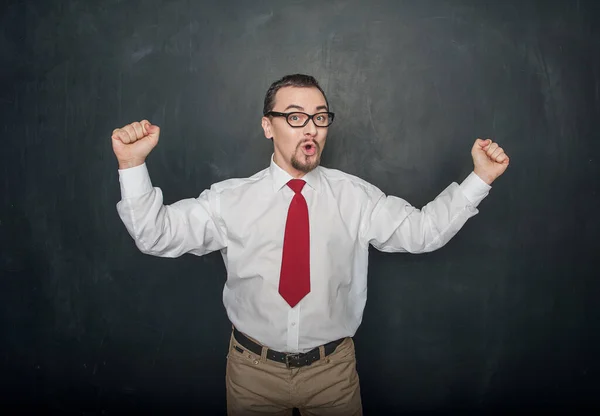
top-left (225, 330), bottom-right (363, 416)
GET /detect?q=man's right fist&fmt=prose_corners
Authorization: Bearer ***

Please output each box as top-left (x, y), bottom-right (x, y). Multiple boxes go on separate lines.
top-left (111, 120), bottom-right (160, 169)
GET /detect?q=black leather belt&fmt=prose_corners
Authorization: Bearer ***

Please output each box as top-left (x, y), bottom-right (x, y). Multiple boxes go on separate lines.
top-left (232, 327), bottom-right (345, 368)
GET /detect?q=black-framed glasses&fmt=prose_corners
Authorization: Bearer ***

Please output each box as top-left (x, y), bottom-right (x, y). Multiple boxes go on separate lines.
top-left (265, 111), bottom-right (335, 128)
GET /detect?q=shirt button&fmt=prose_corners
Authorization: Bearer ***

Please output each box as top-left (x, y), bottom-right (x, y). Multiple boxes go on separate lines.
top-left (291, 322), bottom-right (296, 327)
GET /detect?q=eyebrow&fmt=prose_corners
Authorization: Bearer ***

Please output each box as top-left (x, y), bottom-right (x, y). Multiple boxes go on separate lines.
top-left (283, 104), bottom-right (329, 112)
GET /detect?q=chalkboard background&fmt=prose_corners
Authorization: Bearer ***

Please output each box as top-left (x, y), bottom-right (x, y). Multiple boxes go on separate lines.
top-left (2, 0), bottom-right (599, 414)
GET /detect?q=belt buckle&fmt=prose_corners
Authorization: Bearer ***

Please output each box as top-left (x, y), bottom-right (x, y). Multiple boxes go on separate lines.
top-left (285, 353), bottom-right (302, 369)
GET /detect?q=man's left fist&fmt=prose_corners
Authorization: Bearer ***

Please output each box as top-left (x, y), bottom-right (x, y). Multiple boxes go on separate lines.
top-left (471, 138), bottom-right (510, 185)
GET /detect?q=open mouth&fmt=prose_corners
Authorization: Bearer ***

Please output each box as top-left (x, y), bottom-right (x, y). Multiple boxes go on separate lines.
top-left (301, 142), bottom-right (317, 156)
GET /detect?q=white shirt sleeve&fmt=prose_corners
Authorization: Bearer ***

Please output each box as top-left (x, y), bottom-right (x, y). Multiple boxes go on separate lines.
top-left (115, 163), bottom-right (227, 257)
top-left (361, 171), bottom-right (491, 253)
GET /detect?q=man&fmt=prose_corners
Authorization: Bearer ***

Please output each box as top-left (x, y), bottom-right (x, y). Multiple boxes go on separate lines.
top-left (112, 74), bottom-right (509, 415)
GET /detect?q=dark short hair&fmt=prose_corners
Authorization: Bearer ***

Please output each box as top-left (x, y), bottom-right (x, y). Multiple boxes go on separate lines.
top-left (262, 74), bottom-right (329, 115)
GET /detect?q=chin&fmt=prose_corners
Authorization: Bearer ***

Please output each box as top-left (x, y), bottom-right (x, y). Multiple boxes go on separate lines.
top-left (291, 154), bottom-right (321, 173)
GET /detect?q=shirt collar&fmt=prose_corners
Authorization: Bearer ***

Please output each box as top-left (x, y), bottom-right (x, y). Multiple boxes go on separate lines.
top-left (269, 154), bottom-right (321, 193)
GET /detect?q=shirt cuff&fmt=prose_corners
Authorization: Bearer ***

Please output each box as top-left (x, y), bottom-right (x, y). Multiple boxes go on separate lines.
top-left (118, 163), bottom-right (153, 199)
top-left (459, 171), bottom-right (491, 207)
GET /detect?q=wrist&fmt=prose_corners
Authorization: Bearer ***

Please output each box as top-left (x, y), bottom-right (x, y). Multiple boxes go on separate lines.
top-left (473, 168), bottom-right (494, 185)
top-left (118, 159), bottom-right (146, 170)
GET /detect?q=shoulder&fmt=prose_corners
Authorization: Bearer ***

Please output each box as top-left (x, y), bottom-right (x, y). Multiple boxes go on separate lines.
top-left (319, 166), bottom-right (384, 197)
top-left (209, 167), bottom-right (270, 194)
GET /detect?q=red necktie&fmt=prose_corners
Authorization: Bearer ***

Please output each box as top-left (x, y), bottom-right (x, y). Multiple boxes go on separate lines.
top-left (279, 179), bottom-right (310, 307)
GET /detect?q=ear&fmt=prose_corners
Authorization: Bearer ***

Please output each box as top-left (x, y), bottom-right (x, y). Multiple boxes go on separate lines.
top-left (261, 116), bottom-right (273, 140)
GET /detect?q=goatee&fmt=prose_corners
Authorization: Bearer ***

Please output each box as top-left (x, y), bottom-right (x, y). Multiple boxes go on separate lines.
top-left (291, 142), bottom-right (321, 173)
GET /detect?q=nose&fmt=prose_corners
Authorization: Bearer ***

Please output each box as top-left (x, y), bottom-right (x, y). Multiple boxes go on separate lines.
top-left (303, 117), bottom-right (318, 137)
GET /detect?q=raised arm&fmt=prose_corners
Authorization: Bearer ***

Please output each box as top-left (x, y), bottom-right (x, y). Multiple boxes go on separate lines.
top-left (361, 138), bottom-right (509, 253)
top-left (112, 121), bottom-right (227, 257)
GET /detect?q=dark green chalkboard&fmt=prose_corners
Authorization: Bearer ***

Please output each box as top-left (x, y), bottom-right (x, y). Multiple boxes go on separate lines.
top-left (1, 0), bottom-right (599, 413)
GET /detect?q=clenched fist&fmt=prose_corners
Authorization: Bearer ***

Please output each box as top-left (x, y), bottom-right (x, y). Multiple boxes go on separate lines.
top-left (111, 120), bottom-right (160, 169)
top-left (472, 138), bottom-right (510, 185)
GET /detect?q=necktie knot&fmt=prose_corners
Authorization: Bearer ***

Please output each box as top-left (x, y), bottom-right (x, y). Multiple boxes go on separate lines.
top-left (287, 179), bottom-right (306, 194)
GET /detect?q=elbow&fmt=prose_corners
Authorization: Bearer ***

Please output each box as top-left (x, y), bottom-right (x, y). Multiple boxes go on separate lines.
top-left (133, 234), bottom-right (163, 257)
top-left (134, 238), bottom-right (157, 256)
top-left (134, 234), bottom-right (182, 258)
top-left (404, 241), bottom-right (437, 254)
top-left (401, 222), bottom-right (443, 254)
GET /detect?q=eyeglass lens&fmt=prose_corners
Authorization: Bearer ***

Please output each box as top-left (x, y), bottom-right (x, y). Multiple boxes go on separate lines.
top-left (287, 112), bottom-right (332, 127)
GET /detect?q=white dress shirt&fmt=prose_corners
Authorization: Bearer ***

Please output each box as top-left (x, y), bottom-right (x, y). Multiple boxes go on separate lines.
top-left (116, 156), bottom-right (491, 353)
